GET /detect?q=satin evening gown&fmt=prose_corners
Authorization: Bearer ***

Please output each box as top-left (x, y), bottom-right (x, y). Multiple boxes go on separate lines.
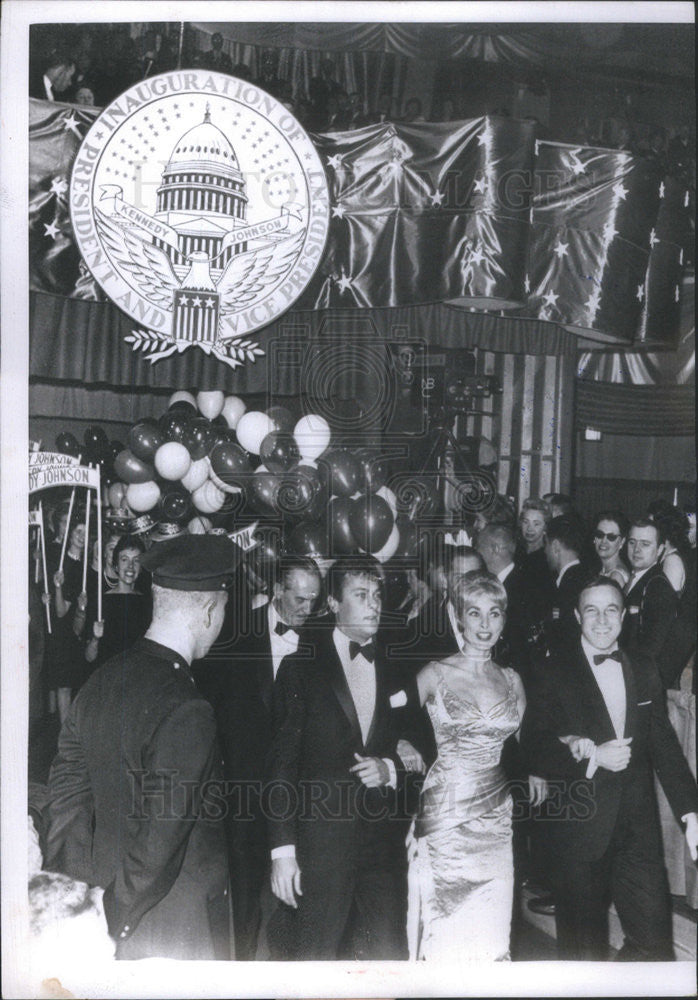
top-left (413, 663), bottom-right (521, 961)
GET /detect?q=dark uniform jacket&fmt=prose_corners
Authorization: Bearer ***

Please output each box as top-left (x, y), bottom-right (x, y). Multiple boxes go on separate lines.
top-left (42, 638), bottom-right (229, 960)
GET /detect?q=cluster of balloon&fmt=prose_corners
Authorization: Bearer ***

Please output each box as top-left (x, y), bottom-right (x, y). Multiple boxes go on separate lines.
top-left (55, 428), bottom-right (126, 484)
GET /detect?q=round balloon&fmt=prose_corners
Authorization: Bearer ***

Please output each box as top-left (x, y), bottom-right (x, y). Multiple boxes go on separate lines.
top-left (293, 414), bottom-right (331, 462)
top-left (197, 390), bottom-right (225, 421)
top-left (236, 411), bottom-right (275, 455)
top-left (84, 426), bottom-right (108, 451)
top-left (154, 441), bottom-right (191, 481)
top-left (267, 405), bottom-right (295, 433)
top-left (182, 418), bottom-right (217, 461)
top-left (126, 480), bottom-right (161, 513)
top-left (128, 420), bottom-right (164, 462)
top-left (159, 410), bottom-right (192, 443)
top-left (260, 431), bottom-right (300, 473)
top-left (55, 432), bottom-right (81, 457)
top-left (376, 485), bottom-right (398, 516)
top-left (192, 479), bottom-right (225, 514)
top-left (248, 468), bottom-right (281, 513)
top-left (107, 482), bottom-right (127, 509)
top-left (348, 493), bottom-right (394, 553)
top-left (286, 520), bottom-right (328, 559)
top-left (188, 515), bottom-right (212, 534)
top-left (209, 442), bottom-right (250, 488)
top-left (159, 483), bottom-right (192, 523)
top-left (355, 449), bottom-right (389, 491)
top-left (168, 390), bottom-right (197, 412)
top-left (221, 395), bottom-right (247, 430)
top-left (321, 449), bottom-right (361, 498)
top-left (328, 497), bottom-right (358, 555)
top-left (180, 457), bottom-right (210, 493)
top-left (114, 449), bottom-right (155, 484)
top-left (108, 440), bottom-right (125, 464)
top-left (374, 522), bottom-right (400, 563)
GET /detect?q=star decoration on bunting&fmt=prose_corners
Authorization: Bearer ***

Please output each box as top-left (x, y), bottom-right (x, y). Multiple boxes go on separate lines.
top-left (331, 205), bottom-right (346, 219)
top-left (43, 219), bottom-right (60, 240)
top-left (191, 296), bottom-right (202, 308)
top-left (469, 245), bottom-right (486, 267)
top-left (50, 176), bottom-right (68, 198)
top-left (336, 272), bottom-right (353, 294)
top-left (542, 289), bottom-right (559, 309)
top-left (585, 288), bottom-right (602, 315)
top-left (477, 131), bottom-right (488, 146)
top-left (659, 181), bottom-right (665, 198)
top-left (553, 240), bottom-right (569, 259)
top-left (204, 297), bottom-right (216, 308)
top-left (524, 275), bottom-right (531, 294)
top-left (649, 228), bottom-right (659, 248)
top-left (613, 182), bottom-right (628, 201)
top-left (473, 176), bottom-right (486, 194)
top-left (603, 221), bottom-right (618, 242)
top-left (63, 113), bottom-right (82, 138)
top-left (327, 154), bottom-right (343, 170)
top-left (429, 190), bottom-right (444, 207)
top-left (636, 284), bottom-right (644, 301)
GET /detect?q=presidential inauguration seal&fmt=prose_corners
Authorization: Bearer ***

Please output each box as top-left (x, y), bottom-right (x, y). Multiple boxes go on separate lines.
top-left (70, 70), bottom-right (330, 368)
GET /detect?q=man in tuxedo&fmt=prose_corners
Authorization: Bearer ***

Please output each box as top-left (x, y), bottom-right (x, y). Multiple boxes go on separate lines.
top-left (476, 523), bottom-right (530, 679)
top-left (522, 576), bottom-right (698, 960)
top-left (267, 556), bottom-right (412, 960)
top-left (211, 555), bottom-right (321, 960)
top-left (622, 518), bottom-right (679, 687)
top-left (543, 515), bottom-right (589, 658)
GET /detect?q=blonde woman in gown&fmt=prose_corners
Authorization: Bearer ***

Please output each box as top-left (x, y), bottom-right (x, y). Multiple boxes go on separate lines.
top-left (412, 571), bottom-right (538, 962)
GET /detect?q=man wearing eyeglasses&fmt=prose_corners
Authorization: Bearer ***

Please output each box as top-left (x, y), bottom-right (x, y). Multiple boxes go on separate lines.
top-left (622, 519), bottom-right (679, 687)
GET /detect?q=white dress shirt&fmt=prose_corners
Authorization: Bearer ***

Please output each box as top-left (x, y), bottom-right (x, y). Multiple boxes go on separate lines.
top-left (556, 558), bottom-right (580, 589)
top-left (268, 602), bottom-right (300, 679)
top-left (581, 636), bottom-right (626, 778)
top-left (497, 562), bottom-right (515, 584)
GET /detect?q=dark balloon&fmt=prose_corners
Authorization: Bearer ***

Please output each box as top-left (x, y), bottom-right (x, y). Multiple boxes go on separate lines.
top-left (321, 449), bottom-right (361, 498)
top-left (159, 410), bottom-right (192, 443)
top-left (392, 519), bottom-right (423, 559)
top-left (159, 483), bottom-right (193, 523)
top-left (109, 440), bottom-right (125, 463)
top-left (210, 426), bottom-right (239, 448)
top-left (355, 449), bottom-right (389, 491)
top-left (285, 520), bottom-right (328, 559)
top-left (55, 432), bottom-right (81, 457)
top-left (84, 425), bottom-right (109, 451)
top-left (348, 493), bottom-right (394, 553)
top-left (260, 431), bottom-right (300, 474)
top-left (267, 405), bottom-right (295, 433)
top-left (209, 442), bottom-right (250, 489)
top-left (182, 417), bottom-right (218, 460)
top-left (277, 468), bottom-right (318, 523)
top-left (248, 468), bottom-right (281, 513)
top-left (128, 420), bottom-right (165, 462)
top-left (328, 497), bottom-right (358, 555)
top-left (113, 449), bottom-right (155, 484)
top-left (168, 399), bottom-right (197, 414)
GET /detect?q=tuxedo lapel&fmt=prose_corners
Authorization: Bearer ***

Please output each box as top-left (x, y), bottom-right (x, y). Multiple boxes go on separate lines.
top-left (620, 651), bottom-right (637, 739)
top-left (326, 638), bottom-right (362, 743)
top-left (364, 656), bottom-right (386, 749)
top-left (258, 624), bottom-right (274, 712)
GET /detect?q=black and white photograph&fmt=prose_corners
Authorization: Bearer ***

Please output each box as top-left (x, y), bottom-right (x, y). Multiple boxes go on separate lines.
top-left (1, 2), bottom-right (696, 997)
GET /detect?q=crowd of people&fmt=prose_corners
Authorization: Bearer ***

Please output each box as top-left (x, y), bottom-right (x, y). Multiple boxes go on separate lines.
top-left (28, 485), bottom-right (697, 964)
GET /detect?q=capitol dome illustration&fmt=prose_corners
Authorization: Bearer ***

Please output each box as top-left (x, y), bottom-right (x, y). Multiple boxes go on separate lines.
top-left (154, 106), bottom-right (248, 271)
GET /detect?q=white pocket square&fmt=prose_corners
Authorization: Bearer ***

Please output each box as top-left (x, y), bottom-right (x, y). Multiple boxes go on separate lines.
top-left (390, 690), bottom-right (408, 708)
top-left (637, 700), bottom-right (651, 706)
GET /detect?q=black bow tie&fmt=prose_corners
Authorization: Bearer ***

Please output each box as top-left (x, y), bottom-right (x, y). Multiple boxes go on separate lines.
top-left (593, 650), bottom-right (622, 665)
top-left (275, 620), bottom-right (296, 636)
top-left (349, 640), bottom-right (375, 662)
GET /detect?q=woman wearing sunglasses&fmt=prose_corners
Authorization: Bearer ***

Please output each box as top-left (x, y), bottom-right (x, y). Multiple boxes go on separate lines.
top-left (591, 510), bottom-right (630, 589)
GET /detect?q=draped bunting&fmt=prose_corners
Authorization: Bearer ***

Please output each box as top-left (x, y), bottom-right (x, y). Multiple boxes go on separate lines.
top-left (29, 97), bottom-right (685, 352)
top-left (527, 140), bottom-right (663, 344)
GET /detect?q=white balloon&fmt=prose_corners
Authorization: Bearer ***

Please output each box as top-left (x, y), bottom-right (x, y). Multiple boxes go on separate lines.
top-left (154, 441), bottom-right (192, 481)
top-left (221, 395), bottom-right (247, 430)
top-left (188, 515), bottom-right (212, 534)
top-left (180, 456), bottom-right (209, 492)
top-left (168, 390), bottom-right (197, 410)
top-left (197, 390), bottom-right (225, 420)
top-left (374, 522), bottom-right (400, 564)
top-left (236, 411), bottom-right (274, 455)
top-left (208, 469), bottom-right (244, 495)
top-left (376, 485), bottom-right (398, 516)
top-left (126, 480), bottom-right (161, 513)
top-left (192, 479), bottom-right (225, 514)
top-left (294, 414), bottom-right (331, 462)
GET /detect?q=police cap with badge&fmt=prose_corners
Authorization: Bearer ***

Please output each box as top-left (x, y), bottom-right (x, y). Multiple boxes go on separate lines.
top-left (141, 533), bottom-right (242, 591)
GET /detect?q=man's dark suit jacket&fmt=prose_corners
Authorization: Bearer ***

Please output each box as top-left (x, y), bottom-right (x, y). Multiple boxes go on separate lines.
top-left (621, 562), bottom-right (679, 687)
top-left (542, 561), bottom-right (589, 660)
top-left (42, 639), bottom-right (229, 960)
top-left (267, 627), bottom-right (408, 869)
top-left (521, 639), bottom-right (698, 862)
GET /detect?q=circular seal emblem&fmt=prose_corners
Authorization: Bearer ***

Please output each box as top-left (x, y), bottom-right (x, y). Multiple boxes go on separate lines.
top-left (70, 70), bottom-right (330, 367)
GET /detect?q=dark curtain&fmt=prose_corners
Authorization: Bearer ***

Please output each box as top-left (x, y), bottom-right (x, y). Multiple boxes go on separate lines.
top-left (576, 380), bottom-right (694, 436)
